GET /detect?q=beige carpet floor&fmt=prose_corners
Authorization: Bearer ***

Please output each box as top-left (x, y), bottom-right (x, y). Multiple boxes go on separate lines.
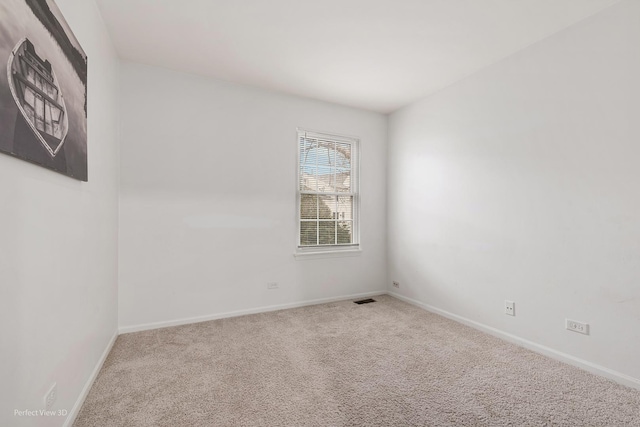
top-left (74, 295), bottom-right (640, 426)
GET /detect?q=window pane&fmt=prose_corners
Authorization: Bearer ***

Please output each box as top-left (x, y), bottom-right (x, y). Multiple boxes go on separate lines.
top-left (336, 169), bottom-right (350, 192)
top-left (337, 221), bottom-right (352, 244)
top-left (316, 140), bottom-right (335, 167)
top-left (23, 85), bottom-right (35, 107)
top-left (318, 195), bottom-right (336, 219)
top-left (301, 194), bottom-right (317, 219)
top-left (316, 166), bottom-right (334, 192)
top-left (337, 196), bottom-right (352, 220)
top-left (319, 221), bottom-right (336, 245)
top-left (44, 102), bottom-right (52, 135)
top-left (300, 221), bottom-right (318, 246)
top-left (51, 106), bottom-right (61, 122)
top-left (25, 63), bottom-right (36, 84)
top-left (23, 103), bottom-right (35, 124)
top-left (335, 142), bottom-right (351, 169)
top-left (35, 95), bottom-right (45, 131)
top-left (300, 163), bottom-right (317, 191)
top-left (300, 138), bottom-right (317, 165)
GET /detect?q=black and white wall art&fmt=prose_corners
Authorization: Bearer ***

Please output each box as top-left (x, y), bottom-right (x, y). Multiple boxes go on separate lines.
top-left (0, 0), bottom-right (87, 181)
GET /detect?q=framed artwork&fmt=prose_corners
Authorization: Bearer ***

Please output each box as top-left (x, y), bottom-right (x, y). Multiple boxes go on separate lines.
top-left (0, 0), bottom-right (88, 181)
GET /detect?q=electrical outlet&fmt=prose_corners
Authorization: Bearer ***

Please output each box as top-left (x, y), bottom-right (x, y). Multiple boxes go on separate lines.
top-left (44, 383), bottom-right (57, 410)
top-left (566, 319), bottom-right (589, 335)
top-left (505, 300), bottom-right (515, 316)
top-left (267, 282), bottom-right (278, 290)
top-left (392, 281), bottom-right (400, 288)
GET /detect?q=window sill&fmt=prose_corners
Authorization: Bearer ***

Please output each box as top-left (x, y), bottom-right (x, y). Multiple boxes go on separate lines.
top-left (293, 248), bottom-right (362, 260)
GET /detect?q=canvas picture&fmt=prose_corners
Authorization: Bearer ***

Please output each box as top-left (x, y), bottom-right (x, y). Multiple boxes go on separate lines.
top-left (0, 0), bottom-right (87, 181)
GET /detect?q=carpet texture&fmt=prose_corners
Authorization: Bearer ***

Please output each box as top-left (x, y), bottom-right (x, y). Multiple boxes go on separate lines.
top-left (74, 296), bottom-right (640, 426)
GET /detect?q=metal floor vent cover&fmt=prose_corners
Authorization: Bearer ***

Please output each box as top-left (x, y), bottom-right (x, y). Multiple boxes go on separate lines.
top-left (354, 298), bottom-right (376, 305)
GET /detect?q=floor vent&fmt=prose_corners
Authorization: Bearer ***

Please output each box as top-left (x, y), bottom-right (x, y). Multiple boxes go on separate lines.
top-left (354, 298), bottom-right (376, 305)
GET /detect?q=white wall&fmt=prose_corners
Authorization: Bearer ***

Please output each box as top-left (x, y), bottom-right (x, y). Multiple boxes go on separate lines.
top-left (118, 63), bottom-right (387, 331)
top-left (0, 0), bottom-right (119, 426)
top-left (388, 0), bottom-right (640, 384)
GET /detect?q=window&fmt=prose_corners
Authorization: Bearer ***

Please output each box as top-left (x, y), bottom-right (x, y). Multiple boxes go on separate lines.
top-left (297, 129), bottom-right (359, 253)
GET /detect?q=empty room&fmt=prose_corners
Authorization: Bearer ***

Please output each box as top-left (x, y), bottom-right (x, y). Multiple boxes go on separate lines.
top-left (1, 0), bottom-right (639, 425)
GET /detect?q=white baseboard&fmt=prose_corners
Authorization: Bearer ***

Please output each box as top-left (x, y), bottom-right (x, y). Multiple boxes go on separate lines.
top-left (119, 290), bottom-right (386, 334)
top-left (387, 291), bottom-right (640, 391)
top-left (64, 330), bottom-right (118, 427)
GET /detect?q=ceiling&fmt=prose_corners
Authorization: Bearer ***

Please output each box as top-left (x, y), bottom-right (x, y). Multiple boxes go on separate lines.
top-left (95, 0), bottom-right (620, 113)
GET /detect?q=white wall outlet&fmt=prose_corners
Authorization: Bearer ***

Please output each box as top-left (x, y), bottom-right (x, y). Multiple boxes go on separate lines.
top-left (505, 300), bottom-right (515, 316)
top-left (267, 282), bottom-right (278, 290)
top-left (566, 319), bottom-right (589, 335)
top-left (44, 382), bottom-right (57, 410)
top-left (392, 281), bottom-right (400, 288)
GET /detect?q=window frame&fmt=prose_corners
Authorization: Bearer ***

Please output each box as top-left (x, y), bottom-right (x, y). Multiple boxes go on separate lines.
top-left (295, 128), bottom-right (361, 256)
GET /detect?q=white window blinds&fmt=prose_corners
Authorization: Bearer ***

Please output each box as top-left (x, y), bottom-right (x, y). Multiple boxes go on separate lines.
top-left (297, 130), bottom-right (359, 249)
